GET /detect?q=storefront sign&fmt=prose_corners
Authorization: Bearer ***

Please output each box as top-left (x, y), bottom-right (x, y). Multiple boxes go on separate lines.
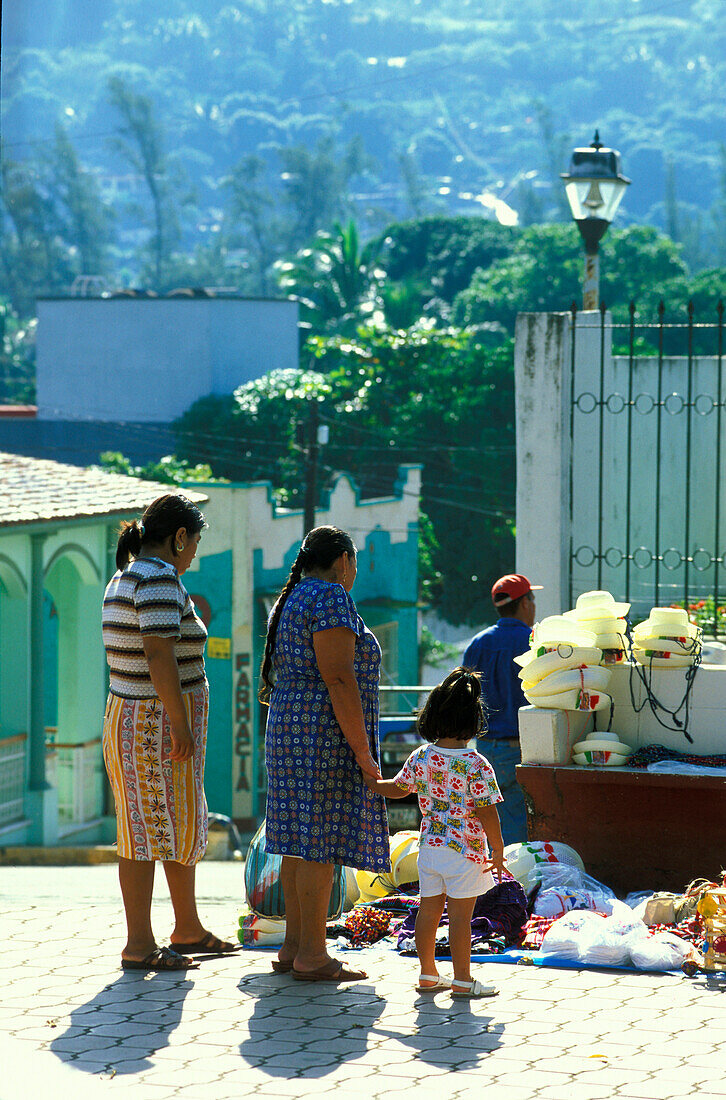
top-left (234, 652), bottom-right (251, 793)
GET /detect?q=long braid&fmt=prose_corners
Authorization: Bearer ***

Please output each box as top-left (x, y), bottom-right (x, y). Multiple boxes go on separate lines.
top-left (258, 525), bottom-right (356, 704)
top-left (259, 551), bottom-right (306, 702)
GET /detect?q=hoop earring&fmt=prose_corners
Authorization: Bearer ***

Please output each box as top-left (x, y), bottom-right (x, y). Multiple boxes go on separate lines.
top-left (176, 543), bottom-right (184, 553)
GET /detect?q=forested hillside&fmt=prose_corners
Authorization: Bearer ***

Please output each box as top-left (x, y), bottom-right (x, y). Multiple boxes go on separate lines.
top-left (3, 0), bottom-right (726, 283)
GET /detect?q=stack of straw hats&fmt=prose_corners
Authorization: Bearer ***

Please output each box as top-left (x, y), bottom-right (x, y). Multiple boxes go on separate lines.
top-left (632, 607), bottom-right (702, 668)
top-left (571, 729), bottom-right (634, 766)
top-left (563, 590), bottom-right (630, 664)
top-left (515, 615), bottom-right (611, 712)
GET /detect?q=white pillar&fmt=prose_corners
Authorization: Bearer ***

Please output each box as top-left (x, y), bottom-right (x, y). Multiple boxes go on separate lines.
top-left (514, 312), bottom-right (572, 618)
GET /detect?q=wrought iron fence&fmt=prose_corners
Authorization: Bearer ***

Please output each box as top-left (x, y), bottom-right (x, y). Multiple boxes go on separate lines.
top-left (568, 299), bottom-right (725, 635)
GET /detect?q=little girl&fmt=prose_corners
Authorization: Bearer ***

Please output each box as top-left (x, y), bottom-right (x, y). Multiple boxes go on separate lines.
top-left (367, 667), bottom-right (504, 998)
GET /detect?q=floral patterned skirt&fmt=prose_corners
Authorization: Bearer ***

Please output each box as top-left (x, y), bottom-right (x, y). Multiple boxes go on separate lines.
top-left (103, 684), bottom-right (208, 864)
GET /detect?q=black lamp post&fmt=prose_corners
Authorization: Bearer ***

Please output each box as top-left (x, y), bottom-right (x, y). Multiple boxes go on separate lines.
top-left (561, 131), bottom-right (630, 310)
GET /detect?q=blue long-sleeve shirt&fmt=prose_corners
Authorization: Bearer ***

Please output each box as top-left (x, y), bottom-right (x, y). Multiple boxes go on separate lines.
top-left (462, 618), bottom-right (531, 739)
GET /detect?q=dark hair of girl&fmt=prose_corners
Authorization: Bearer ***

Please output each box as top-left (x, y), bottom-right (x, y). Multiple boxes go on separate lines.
top-left (259, 525), bottom-right (357, 702)
top-left (115, 493), bottom-right (207, 570)
top-left (417, 666), bottom-right (488, 743)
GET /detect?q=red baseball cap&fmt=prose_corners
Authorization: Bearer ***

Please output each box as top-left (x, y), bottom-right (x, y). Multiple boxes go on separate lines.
top-left (491, 573), bottom-right (543, 606)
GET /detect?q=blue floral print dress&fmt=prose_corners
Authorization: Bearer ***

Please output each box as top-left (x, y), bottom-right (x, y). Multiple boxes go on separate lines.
top-left (264, 577), bottom-right (390, 871)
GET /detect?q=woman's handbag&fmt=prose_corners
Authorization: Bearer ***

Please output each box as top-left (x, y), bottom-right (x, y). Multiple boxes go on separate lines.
top-left (244, 820), bottom-right (345, 920)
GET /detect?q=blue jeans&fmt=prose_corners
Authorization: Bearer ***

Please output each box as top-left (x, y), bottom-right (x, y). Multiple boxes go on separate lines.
top-left (475, 737), bottom-right (527, 848)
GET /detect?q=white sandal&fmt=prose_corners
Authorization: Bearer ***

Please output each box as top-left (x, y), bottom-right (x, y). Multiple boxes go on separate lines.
top-left (451, 978), bottom-right (498, 999)
top-left (416, 974), bottom-right (452, 992)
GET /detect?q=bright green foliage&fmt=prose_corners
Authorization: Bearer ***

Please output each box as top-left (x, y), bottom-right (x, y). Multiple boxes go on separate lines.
top-left (452, 224), bottom-right (692, 329)
top-left (97, 451), bottom-right (223, 484)
top-left (174, 325), bottom-right (516, 625)
top-left (275, 220), bottom-right (386, 334)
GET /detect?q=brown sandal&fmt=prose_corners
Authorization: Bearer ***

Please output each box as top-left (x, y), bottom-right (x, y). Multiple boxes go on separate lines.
top-left (271, 959), bottom-right (294, 973)
top-left (170, 932), bottom-right (241, 956)
top-left (121, 946), bottom-right (199, 971)
top-left (292, 959), bottom-right (367, 983)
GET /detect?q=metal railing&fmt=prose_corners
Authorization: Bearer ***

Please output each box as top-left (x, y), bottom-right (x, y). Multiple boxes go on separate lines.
top-left (569, 300), bottom-right (726, 633)
top-left (0, 733), bottom-right (27, 828)
top-left (45, 737), bottom-right (104, 827)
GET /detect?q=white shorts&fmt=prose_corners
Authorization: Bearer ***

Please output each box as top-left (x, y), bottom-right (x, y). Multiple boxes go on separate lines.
top-left (418, 845), bottom-right (495, 899)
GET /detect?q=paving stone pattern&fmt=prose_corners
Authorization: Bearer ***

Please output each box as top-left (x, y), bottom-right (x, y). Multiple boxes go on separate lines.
top-left (2, 865), bottom-right (725, 1099)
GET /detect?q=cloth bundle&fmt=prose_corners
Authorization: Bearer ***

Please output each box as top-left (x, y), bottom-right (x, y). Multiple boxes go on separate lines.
top-left (396, 879), bottom-right (528, 956)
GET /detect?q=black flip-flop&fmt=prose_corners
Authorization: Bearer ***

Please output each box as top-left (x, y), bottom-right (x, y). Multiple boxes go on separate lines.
top-left (121, 946), bottom-right (199, 971)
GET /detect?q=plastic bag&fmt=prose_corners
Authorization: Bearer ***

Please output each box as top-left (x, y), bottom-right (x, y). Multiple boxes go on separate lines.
top-left (576, 906), bottom-right (649, 967)
top-left (533, 864), bottom-right (617, 916)
top-left (244, 820), bottom-right (344, 919)
top-left (630, 932), bottom-right (690, 971)
top-left (540, 911), bottom-right (606, 960)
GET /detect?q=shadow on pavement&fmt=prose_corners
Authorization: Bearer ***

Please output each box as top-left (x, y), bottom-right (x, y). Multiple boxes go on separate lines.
top-left (237, 968), bottom-right (386, 1078)
top-left (50, 971), bottom-right (194, 1074)
top-left (371, 997), bottom-right (502, 1070)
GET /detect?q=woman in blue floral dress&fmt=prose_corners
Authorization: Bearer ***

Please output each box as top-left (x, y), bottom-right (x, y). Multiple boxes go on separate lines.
top-left (260, 525), bottom-right (390, 982)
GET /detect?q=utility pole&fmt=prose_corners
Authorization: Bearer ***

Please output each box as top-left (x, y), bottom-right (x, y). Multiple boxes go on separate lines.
top-left (303, 400), bottom-right (319, 537)
top-left (301, 400), bottom-right (330, 537)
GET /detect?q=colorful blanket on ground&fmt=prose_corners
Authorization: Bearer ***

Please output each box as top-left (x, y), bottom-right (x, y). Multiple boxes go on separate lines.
top-left (628, 744), bottom-right (726, 769)
top-left (395, 879), bottom-right (528, 956)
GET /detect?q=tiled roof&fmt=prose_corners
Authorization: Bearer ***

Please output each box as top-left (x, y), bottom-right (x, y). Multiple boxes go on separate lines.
top-left (0, 452), bottom-right (208, 528)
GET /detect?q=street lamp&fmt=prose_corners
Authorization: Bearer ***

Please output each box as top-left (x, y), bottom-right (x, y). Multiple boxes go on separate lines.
top-left (562, 131), bottom-right (630, 310)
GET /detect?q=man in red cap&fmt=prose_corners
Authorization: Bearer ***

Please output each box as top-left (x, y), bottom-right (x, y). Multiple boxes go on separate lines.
top-left (462, 574), bottom-right (542, 845)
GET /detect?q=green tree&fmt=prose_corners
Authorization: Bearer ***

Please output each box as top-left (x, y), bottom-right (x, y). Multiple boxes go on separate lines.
top-left (275, 220), bottom-right (385, 335)
top-left (0, 159), bottom-right (74, 314)
top-left (48, 124), bottom-right (113, 278)
top-left (279, 135), bottom-right (368, 250)
top-left (452, 224), bottom-right (690, 329)
top-left (174, 325), bottom-right (516, 625)
top-left (224, 155), bottom-right (285, 296)
top-left (107, 77), bottom-right (180, 289)
top-left (96, 451), bottom-right (223, 484)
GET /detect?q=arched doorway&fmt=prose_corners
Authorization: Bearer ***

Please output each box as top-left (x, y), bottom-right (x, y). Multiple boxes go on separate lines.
top-left (44, 546), bottom-right (106, 832)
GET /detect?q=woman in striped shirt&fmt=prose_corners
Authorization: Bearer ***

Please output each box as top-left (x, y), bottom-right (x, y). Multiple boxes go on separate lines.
top-left (102, 493), bottom-right (237, 971)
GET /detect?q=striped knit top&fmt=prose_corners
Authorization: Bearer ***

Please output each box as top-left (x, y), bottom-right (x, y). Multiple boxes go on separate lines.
top-left (102, 556), bottom-right (207, 699)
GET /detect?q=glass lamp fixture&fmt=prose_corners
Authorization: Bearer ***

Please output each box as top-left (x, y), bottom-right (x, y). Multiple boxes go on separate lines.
top-left (562, 131), bottom-right (630, 308)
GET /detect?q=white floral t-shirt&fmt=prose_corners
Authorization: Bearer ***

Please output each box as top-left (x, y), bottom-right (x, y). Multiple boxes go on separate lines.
top-left (394, 744), bottom-right (503, 865)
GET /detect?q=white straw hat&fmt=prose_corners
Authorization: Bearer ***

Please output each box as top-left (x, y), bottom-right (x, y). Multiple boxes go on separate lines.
top-left (524, 666), bottom-right (611, 698)
top-left (523, 687), bottom-right (611, 711)
top-left (531, 616), bottom-right (598, 649)
top-left (633, 607), bottom-right (699, 641)
top-left (516, 645), bottom-right (603, 681)
top-left (572, 729), bottom-right (633, 765)
top-left (567, 590), bottom-right (630, 620)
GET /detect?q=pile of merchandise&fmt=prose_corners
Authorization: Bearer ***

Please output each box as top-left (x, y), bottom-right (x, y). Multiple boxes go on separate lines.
top-left (516, 615), bottom-right (611, 712)
top-left (564, 590), bottom-right (630, 664)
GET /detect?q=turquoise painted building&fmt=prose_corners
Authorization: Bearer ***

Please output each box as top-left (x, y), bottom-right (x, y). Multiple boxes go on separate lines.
top-left (0, 452), bottom-right (207, 846)
top-left (0, 452), bottom-right (420, 845)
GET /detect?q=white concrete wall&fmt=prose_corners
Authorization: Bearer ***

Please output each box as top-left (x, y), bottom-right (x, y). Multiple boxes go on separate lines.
top-left (514, 310), bottom-right (574, 618)
top-left (36, 298), bottom-right (299, 423)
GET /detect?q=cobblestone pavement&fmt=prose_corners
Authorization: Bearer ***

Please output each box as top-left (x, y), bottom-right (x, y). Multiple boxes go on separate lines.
top-left (2, 864), bottom-right (725, 1100)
